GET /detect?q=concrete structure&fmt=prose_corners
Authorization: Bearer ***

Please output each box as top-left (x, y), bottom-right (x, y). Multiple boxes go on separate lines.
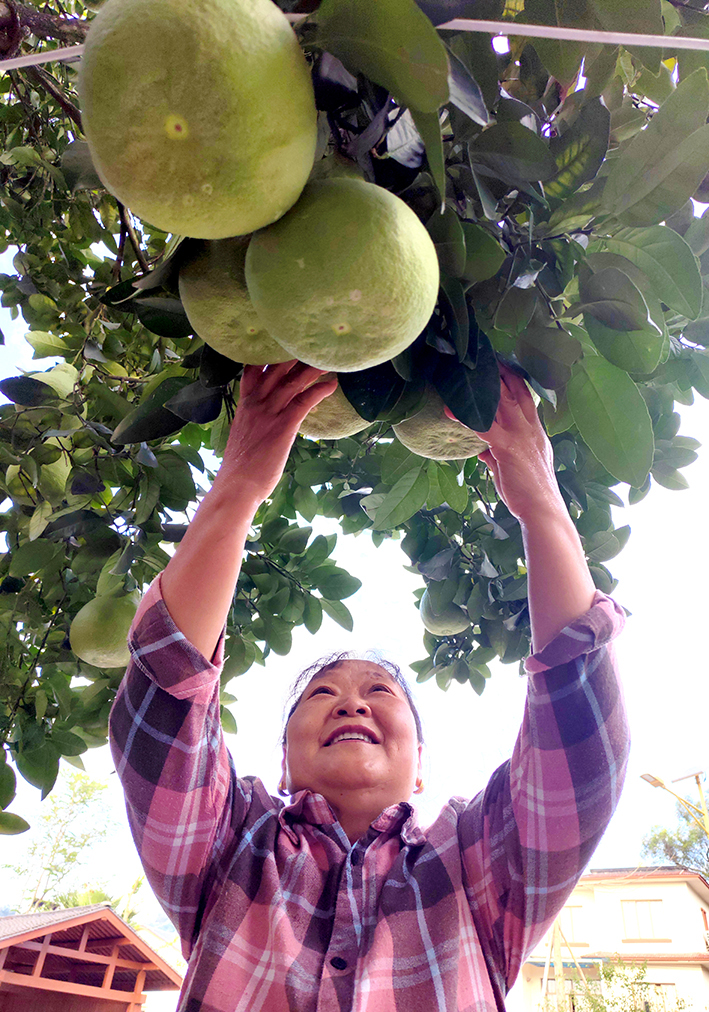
top-left (515, 868), bottom-right (709, 1012)
top-left (0, 903), bottom-right (183, 1011)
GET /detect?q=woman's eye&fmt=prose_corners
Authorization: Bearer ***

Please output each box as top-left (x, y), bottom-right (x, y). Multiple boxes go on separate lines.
top-left (371, 685), bottom-right (391, 693)
top-left (311, 686), bottom-right (333, 696)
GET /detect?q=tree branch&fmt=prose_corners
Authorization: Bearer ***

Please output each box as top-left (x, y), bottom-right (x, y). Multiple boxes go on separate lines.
top-left (0, 0), bottom-right (88, 53)
top-left (23, 64), bottom-right (82, 130)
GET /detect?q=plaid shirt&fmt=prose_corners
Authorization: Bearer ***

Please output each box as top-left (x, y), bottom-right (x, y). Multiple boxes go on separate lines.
top-left (109, 575), bottom-right (629, 1012)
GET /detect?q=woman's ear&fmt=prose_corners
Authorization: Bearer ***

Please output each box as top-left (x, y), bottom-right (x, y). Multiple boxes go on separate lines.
top-left (278, 747), bottom-right (289, 797)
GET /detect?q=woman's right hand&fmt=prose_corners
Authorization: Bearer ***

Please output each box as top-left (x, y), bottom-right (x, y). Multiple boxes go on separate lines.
top-left (160, 360), bottom-right (337, 660)
top-left (217, 361), bottom-right (338, 503)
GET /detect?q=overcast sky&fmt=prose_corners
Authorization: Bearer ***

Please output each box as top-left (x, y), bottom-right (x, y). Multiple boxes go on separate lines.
top-left (1, 249), bottom-right (708, 1008)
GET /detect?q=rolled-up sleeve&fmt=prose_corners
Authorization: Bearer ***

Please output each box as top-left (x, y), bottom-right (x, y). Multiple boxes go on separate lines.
top-left (456, 592), bottom-right (629, 992)
top-left (108, 574), bottom-right (251, 954)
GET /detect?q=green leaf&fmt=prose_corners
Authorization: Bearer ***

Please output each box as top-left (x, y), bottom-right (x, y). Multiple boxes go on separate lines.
top-left (112, 377), bottom-right (190, 445)
top-left (315, 0), bottom-right (450, 113)
top-left (9, 539), bottom-right (60, 577)
top-left (426, 206), bottom-right (466, 277)
top-left (578, 268), bottom-right (657, 332)
top-left (468, 122), bottom-right (557, 185)
top-left (294, 458), bottom-right (338, 487)
top-left (60, 140), bottom-right (103, 192)
top-left (445, 44), bottom-right (489, 127)
top-left (49, 729), bottom-right (88, 757)
top-left (380, 441), bottom-right (424, 485)
top-left (603, 70), bottom-right (709, 226)
top-left (546, 99), bottom-right (610, 202)
top-left (28, 501), bottom-right (53, 541)
top-left (584, 315), bottom-right (664, 375)
top-left (321, 597), bottom-right (354, 631)
top-left (595, 226), bottom-right (703, 321)
top-left (155, 450), bottom-right (196, 507)
top-left (278, 526), bottom-right (312, 556)
top-left (220, 705), bottom-right (237, 735)
top-left (339, 361), bottom-right (406, 422)
top-left (24, 330), bottom-right (70, 360)
top-left (651, 462), bottom-right (690, 490)
top-left (0, 761), bottom-right (16, 810)
top-left (0, 375), bottom-right (57, 407)
top-left (315, 567), bottom-right (362, 599)
top-left (567, 357), bottom-right (654, 487)
top-left (433, 329), bottom-right (500, 431)
top-left (523, 0), bottom-right (589, 86)
top-left (459, 223), bottom-right (506, 286)
top-left (303, 594), bottom-right (323, 634)
top-left (367, 466), bottom-right (429, 530)
top-left (436, 462), bottom-right (469, 513)
top-left (515, 325), bottom-right (582, 390)
top-left (0, 811), bottom-right (30, 835)
top-left (410, 108), bottom-right (445, 204)
top-left (592, 0), bottom-right (664, 71)
top-left (16, 741), bottom-right (60, 798)
top-left (253, 613), bottom-right (293, 655)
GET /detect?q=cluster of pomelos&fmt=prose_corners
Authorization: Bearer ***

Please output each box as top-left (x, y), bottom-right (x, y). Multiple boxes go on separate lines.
top-left (69, 0), bottom-right (487, 666)
top-left (77, 0), bottom-right (491, 456)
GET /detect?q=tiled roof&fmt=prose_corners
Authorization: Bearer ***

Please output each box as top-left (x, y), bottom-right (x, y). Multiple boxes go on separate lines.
top-left (0, 903), bottom-right (113, 942)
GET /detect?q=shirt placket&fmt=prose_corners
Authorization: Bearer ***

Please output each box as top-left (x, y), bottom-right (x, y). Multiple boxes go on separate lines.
top-left (316, 842), bottom-right (365, 1012)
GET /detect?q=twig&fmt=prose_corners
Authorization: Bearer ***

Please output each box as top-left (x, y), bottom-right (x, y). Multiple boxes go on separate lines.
top-left (23, 64), bottom-right (81, 129)
top-left (117, 202), bottom-right (149, 274)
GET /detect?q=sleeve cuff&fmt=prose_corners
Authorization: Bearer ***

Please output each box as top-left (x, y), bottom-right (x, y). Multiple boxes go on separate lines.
top-left (524, 590), bottom-right (625, 676)
top-left (127, 572), bottom-right (226, 700)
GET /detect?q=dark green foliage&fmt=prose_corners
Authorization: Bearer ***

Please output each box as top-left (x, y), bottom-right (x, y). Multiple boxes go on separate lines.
top-left (0, 0), bottom-right (707, 824)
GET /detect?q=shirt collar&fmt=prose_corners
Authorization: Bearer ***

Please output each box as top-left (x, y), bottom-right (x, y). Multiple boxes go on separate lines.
top-left (278, 790), bottom-right (426, 847)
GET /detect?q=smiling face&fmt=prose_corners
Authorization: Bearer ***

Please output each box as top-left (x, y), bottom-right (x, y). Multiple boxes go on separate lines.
top-left (282, 660), bottom-right (422, 808)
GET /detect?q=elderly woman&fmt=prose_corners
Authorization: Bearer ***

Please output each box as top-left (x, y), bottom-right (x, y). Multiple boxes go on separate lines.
top-left (109, 361), bottom-right (628, 1012)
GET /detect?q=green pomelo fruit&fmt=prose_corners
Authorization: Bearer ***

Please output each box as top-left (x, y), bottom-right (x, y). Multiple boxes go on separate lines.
top-left (420, 588), bottom-right (471, 636)
top-left (299, 379), bottom-right (372, 439)
top-left (178, 239), bottom-right (290, 364)
top-left (78, 0), bottom-right (317, 239)
top-left (245, 178), bottom-right (440, 371)
top-left (69, 593), bottom-right (140, 668)
top-left (393, 389), bottom-right (488, 461)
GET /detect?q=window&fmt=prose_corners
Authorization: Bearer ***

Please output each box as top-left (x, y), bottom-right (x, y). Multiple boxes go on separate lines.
top-left (621, 899), bottom-right (669, 941)
top-left (559, 905), bottom-right (588, 946)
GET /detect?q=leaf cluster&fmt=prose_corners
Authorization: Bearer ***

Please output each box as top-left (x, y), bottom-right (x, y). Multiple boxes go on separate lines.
top-left (0, 0), bottom-right (708, 821)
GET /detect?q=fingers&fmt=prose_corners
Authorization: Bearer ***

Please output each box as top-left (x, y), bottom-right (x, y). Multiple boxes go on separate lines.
top-left (240, 360), bottom-right (330, 408)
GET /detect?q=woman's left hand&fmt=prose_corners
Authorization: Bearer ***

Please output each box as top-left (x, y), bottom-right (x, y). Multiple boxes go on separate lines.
top-left (472, 366), bottom-right (565, 526)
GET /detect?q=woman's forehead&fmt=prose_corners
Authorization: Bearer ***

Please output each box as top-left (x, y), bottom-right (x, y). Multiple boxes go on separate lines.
top-left (307, 659), bottom-right (397, 687)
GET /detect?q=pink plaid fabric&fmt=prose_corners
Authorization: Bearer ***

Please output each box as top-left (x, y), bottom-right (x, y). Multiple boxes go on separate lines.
top-left (109, 576), bottom-right (628, 1012)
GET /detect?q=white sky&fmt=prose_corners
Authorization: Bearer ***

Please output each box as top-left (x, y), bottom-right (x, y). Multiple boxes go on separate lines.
top-left (1, 249), bottom-right (708, 1008)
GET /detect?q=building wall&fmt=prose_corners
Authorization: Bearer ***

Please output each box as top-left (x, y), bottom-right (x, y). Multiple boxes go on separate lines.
top-left (513, 873), bottom-right (709, 1012)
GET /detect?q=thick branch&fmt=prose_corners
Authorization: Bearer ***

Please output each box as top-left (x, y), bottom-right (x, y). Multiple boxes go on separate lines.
top-left (0, 1), bottom-right (88, 51)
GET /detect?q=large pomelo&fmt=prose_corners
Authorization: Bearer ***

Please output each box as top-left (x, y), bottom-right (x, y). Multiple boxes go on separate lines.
top-left (178, 239), bottom-right (290, 364)
top-left (299, 378), bottom-right (372, 440)
top-left (77, 0), bottom-right (317, 239)
top-left (393, 389), bottom-right (488, 460)
top-left (69, 592), bottom-right (140, 668)
top-left (245, 179), bottom-right (439, 371)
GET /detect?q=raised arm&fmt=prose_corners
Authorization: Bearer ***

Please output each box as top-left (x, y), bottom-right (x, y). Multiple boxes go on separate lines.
top-left (160, 361), bottom-right (337, 659)
top-left (473, 366), bottom-right (596, 653)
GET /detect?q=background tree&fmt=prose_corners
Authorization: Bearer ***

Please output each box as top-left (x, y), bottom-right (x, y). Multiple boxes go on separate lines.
top-left (1, 0), bottom-right (709, 827)
top-left (545, 958), bottom-right (687, 1012)
top-left (3, 769), bottom-right (114, 909)
top-left (643, 803), bottom-right (709, 878)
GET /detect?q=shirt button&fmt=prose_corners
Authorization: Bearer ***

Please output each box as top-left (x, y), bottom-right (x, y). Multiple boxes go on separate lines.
top-left (330, 957), bottom-right (348, 970)
top-left (350, 851), bottom-right (360, 866)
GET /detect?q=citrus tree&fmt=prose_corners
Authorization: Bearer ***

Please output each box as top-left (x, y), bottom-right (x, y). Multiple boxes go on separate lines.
top-left (1, 0), bottom-right (709, 828)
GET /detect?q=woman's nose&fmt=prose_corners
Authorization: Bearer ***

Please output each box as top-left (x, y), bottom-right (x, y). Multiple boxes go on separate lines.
top-left (334, 697), bottom-right (370, 717)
